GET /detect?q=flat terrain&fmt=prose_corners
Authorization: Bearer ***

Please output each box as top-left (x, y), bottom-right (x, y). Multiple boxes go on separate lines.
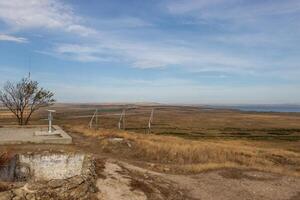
top-left (1, 104), bottom-right (300, 199)
top-left (3, 104), bottom-right (300, 139)
top-left (0, 125), bottom-right (72, 144)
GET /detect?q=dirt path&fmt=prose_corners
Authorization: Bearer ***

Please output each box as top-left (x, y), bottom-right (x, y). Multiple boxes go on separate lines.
top-left (119, 161), bottom-right (300, 200)
top-left (1, 131), bottom-right (300, 200)
top-left (95, 159), bottom-right (188, 200)
top-left (97, 162), bottom-right (147, 200)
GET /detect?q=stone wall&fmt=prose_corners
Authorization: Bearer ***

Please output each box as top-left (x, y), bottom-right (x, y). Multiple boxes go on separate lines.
top-left (19, 152), bottom-right (85, 180)
top-left (0, 155), bottom-right (17, 182)
top-left (0, 152), bottom-right (97, 200)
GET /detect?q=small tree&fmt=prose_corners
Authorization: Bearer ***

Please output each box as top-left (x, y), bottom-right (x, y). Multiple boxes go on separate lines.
top-left (0, 78), bottom-right (55, 125)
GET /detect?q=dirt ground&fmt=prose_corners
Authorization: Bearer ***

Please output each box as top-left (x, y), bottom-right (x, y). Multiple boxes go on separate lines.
top-left (1, 104), bottom-right (300, 199)
top-left (1, 130), bottom-right (300, 200)
top-left (3, 104), bottom-right (300, 142)
top-left (119, 161), bottom-right (300, 200)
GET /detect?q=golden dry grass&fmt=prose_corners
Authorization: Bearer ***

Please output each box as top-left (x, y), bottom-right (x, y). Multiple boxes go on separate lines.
top-left (71, 125), bottom-right (300, 176)
top-left (1, 104), bottom-right (300, 176)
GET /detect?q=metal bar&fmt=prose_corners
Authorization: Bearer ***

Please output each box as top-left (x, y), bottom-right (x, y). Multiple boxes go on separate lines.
top-left (48, 112), bottom-right (52, 133)
top-left (89, 110), bottom-right (97, 129)
top-left (148, 108), bottom-right (154, 133)
top-left (123, 109), bottom-right (126, 130)
top-left (95, 109), bottom-right (98, 130)
top-left (118, 110), bottom-right (124, 129)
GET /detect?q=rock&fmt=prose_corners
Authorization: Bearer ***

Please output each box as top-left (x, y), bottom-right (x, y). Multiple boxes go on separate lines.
top-left (163, 167), bottom-right (170, 172)
top-left (66, 176), bottom-right (85, 190)
top-left (15, 165), bottom-right (31, 181)
top-left (25, 193), bottom-right (36, 200)
top-left (48, 179), bottom-right (64, 189)
top-left (12, 196), bottom-right (24, 200)
top-left (149, 163), bottom-right (155, 168)
top-left (127, 142), bottom-right (132, 148)
top-left (0, 191), bottom-right (14, 200)
top-left (2, 154), bottom-right (97, 199)
top-left (108, 137), bottom-right (124, 143)
top-left (12, 188), bottom-right (25, 198)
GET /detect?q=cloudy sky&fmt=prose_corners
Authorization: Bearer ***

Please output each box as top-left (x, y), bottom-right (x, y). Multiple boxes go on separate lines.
top-left (0, 0), bottom-right (299, 104)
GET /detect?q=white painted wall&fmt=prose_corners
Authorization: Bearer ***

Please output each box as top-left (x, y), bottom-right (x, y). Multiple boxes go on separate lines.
top-left (19, 153), bottom-right (84, 180)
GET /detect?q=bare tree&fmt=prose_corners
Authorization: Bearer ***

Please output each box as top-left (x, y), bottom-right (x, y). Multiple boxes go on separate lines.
top-left (0, 78), bottom-right (55, 125)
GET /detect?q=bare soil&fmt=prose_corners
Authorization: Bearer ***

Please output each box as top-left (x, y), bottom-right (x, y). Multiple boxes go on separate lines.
top-left (1, 104), bottom-right (300, 199)
top-left (0, 130), bottom-right (299, 200)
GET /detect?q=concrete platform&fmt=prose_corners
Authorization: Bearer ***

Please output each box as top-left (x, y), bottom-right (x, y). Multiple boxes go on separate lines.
top-left (0, 125), bottom-right (72, 145)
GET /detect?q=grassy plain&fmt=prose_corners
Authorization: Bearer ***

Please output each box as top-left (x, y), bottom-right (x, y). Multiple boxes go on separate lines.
top-left (1, 104), bottom-right (300, 175)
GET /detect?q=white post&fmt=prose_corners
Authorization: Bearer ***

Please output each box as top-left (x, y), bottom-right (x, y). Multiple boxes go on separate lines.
top-left (123, 109), bottom-right (126, 130)
top-left (47, 110), bottom-right (56, 133)
top-left (118, 109), bottom-right (124, 129)
top-left (96, 109), bottom-right (98, 130)
top-left (148, 108), bottom-right (154, 133)
top-left (89, 110), bottom-right (97, 129)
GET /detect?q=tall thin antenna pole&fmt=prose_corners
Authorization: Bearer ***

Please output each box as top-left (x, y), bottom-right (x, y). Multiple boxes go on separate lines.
top-left (28, 54), bottom-right (31, 79)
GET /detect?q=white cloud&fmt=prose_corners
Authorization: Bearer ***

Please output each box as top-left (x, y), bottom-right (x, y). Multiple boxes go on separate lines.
top-left (52, 43), bottom-right (119, 62)
top-left (46, 77), bottom-right (300, 104)
top-left (96, 17), bottom-right (152, 29)
top-left (0, 0), bottom-right (96, 36)
top-left (0, 0), bottom-right (150, 37)
top-left (1, 0), bottom-right (298, 78)
top-left (167, 0), bottom-right (233, 14)
top-left (0, 0), bottom-right (256, 72)
top-left (0, 34), bottom-right (27, 43)
top-left (51, 40), bottom-right (256, 73)
top-left (167, 0), bottom-right (300, 20)
top-left (65, 25), bottom-right (97, 37)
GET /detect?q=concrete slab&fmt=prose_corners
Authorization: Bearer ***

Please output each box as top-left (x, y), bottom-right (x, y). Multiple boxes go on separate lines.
top-left (0, 125), bottom-right (72, 145)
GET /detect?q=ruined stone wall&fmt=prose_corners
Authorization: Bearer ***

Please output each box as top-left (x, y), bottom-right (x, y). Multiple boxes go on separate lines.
top-left (0, 156), bottom-right (17, 182)
top-left (19, 152), bottom-right (85, 180)
top-left (0, 153), bottom-right (97, 200)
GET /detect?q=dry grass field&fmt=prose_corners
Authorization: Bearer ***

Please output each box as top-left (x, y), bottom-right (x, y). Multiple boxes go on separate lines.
top-left (70, 125), bottom-right (300, 176)
top-left (1, 104), bottom-right (300, 199)
top-left (1, 104), bottom-right (300, 176)
top-left (11, 104), bottom-right (300, 138)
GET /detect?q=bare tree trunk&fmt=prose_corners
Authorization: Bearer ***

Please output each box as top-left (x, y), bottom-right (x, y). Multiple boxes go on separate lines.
top-left (25, 110), bottom-right (34, 125)
top-left (20, 111), bottom-right (24, 125)
top-left (17, 117), bottom-right (21, 125)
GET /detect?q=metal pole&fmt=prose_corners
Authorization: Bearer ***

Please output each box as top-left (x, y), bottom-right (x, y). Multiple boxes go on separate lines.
top-left (47, 110), bottom-right (56, 133)
top-left (123, 109), bottom-right (126, 130)
top-left (48, 111), bottom-right (52, 133)
top-left (118, 110), bottom-right (123, 129)
top-left (95, 109), bottom-right (98, 130)
top-left (148, 108), bottom-right (154, 133)
top-left (89, 110), bottom-right (96, 129)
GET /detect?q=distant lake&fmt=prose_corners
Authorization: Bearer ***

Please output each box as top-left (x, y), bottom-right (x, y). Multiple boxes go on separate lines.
top-left (207, 105), bottom-right (300, 113)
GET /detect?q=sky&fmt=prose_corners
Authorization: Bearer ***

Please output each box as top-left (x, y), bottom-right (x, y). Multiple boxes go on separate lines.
top-left (0, 0), bottom-right (300, 104)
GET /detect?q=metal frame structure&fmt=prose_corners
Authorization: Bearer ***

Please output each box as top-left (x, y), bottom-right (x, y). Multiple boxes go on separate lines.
top-left (88, 107), bottom-right (154, 132)
top-left (89, 109), bottom-right (99, 129)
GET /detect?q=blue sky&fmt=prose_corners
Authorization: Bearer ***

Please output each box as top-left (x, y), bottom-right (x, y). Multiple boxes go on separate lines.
top-left (0, 0), bottom-right (300, 104)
